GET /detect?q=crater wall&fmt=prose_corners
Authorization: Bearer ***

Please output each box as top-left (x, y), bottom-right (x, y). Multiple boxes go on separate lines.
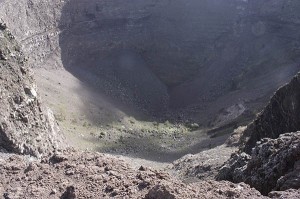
top-left (1, 0), bottom-right (300, 122)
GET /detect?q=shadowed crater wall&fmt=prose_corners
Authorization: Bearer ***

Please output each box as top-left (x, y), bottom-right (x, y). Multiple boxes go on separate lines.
top-left (58, 0), bottom-right (300, 122)
top-left (58, 0), bottom-right (242, 118)
top-left (1, 0), bottom-right (300, 125)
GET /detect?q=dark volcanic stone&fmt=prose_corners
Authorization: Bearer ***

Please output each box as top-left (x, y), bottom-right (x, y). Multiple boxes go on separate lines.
top-left (241, 73), bottom-right (300, 154)
top-left (218, 132), bottom-right (300, 195)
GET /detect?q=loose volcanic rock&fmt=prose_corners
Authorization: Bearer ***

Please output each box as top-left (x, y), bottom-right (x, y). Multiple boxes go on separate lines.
top-left (240, 72), bottom-right (300, 154)
top-left (171, 145), bottom-right (237, 181)
top-left (0, 149), bottom-right (271, 199)
top-left (0, 25), bottom-right (65, 157)
top-left (218, 72), bottom-right (300, 194)
top-left (217, 132), bottom-right (300, 195)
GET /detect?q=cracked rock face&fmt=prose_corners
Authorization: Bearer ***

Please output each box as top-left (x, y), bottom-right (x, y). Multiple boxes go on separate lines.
top-left (0, 25), bottom-right (65, 157)
top-left (240, 72), bottom-right (300, 154)
top-left (0, 0), bottom-right (65, 70)
top-left (218, 132), bottom-right (300, 195)
top-left (217, 72), bottom-right (300, 195)
top-left (245, 132), bottom-right (300, 194)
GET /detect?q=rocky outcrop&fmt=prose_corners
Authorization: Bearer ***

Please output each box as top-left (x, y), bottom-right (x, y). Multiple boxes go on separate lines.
top-left (217, 132), bottom-right (300, 195)
top-left (240, 72), bottom-right (300, 154)
top-left (0, 23), bottom-right (65, 157)
top-left (0, 0), bottom-right (65, 69)
top-left (217, 72), bottom-right (300, 194)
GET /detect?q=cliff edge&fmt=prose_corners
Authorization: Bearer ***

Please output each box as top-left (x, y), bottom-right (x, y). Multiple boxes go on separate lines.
top-left (0, 21), bottom-right (65, 157)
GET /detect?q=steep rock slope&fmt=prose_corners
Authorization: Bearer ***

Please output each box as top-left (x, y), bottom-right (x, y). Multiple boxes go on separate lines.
top-left (218, 132), bottom-right (300, 195)
top-left (217, 73), bottom-right (300, 194)
top-left (0, 0), bottom-right (64, 69)
top-left (0, 22), bottom-right (65, 157)
top-left (241, 72), bottom-right (300, 153)
top-left (2, 0), bottom-right (299, 122)
top-left (58, 0), bottom-right (241, 115)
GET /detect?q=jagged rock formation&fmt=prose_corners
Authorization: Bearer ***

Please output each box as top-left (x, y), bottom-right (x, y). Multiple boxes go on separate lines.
top-left (0, 22), bottom-right (65, 157)
top-left (217, 73), bottom-right (300, 195)
top-left (217, 132), bottom-right (300, 195)
top-left (240, 72), bottom-right (300, 153)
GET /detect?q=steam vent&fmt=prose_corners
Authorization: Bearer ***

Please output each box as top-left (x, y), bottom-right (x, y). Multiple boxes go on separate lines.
top-left (0, 0), bottom-right (300, 198)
